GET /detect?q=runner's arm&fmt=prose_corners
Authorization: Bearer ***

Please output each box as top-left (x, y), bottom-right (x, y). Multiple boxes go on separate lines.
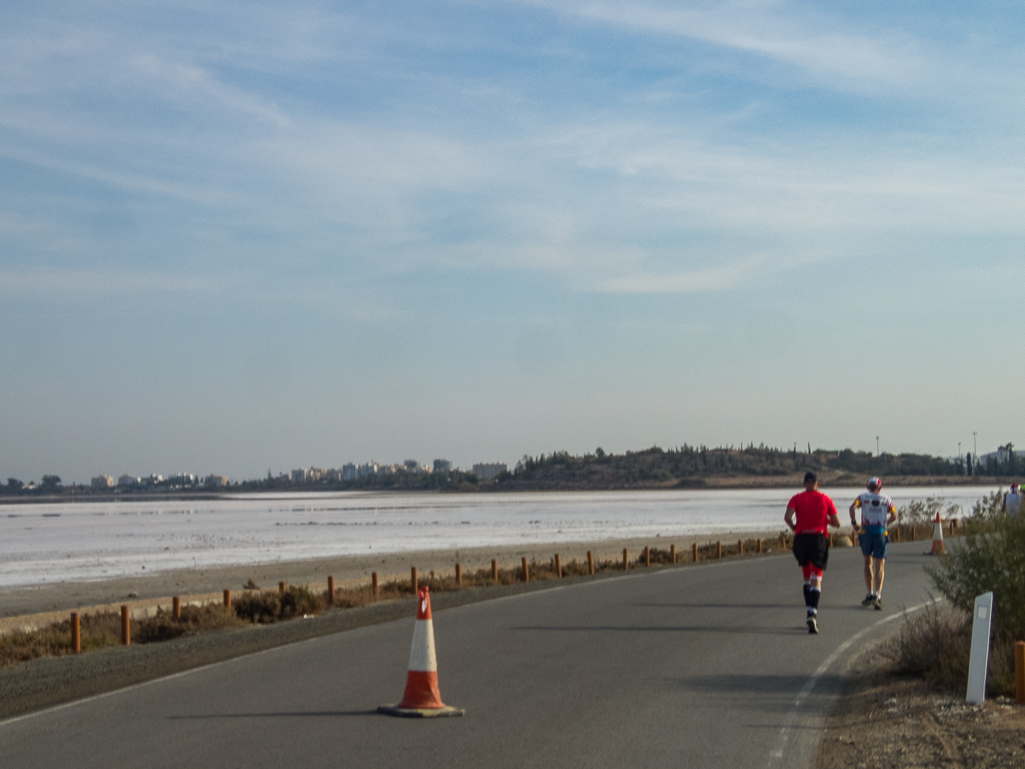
top-left (886, 503), bottom-right (897, 526)
top-left (827, 499), bottom-right (841, 528)
top-left (784, 506), bottom-right (797, 532)
top-left (848, 500), bottom-right (859, 529)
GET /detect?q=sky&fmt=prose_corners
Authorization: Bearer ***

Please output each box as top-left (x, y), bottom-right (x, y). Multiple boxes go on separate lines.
top-left (2, 1), bottom-right (1024, 483)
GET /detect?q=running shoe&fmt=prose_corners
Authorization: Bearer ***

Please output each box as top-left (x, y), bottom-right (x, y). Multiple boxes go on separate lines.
top-left (873, 597), bottom-right (882, 611)
top-left (861, 593), bottom-right (875, 606)
top-left (807, 616), bottom-right (819, 634)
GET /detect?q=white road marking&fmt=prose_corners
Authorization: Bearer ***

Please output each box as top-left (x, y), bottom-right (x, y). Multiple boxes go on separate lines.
top-left (765, 599), bottom-right (938, 768)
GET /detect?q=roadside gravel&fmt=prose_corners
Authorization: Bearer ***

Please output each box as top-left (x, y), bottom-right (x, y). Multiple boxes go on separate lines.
top-left (817, 648), bottom-right (1025, 768)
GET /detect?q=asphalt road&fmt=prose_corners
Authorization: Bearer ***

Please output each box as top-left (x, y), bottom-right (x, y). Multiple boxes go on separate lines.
top-left (0, 541), bottom-right (937, 769)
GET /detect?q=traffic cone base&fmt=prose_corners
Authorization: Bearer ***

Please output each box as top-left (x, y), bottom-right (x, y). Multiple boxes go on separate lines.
top-left (379, 585), bottom-right (464, 718)
top-left (377, 704), bottom-right (465, 718)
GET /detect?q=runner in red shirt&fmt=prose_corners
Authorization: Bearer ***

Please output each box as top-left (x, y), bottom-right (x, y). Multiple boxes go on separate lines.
top-left (784, 471), bottom-right (840, 634)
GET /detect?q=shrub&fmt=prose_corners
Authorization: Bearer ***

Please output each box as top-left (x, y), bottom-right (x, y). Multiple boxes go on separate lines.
top-left (232, 586), bottom-right (325, 624)
top-left (883, 601), bottom-right (1021, 697)
top-left (928, 489), bottom-right (1025, 639)
top-left (135, 604), bottom-right (246, 643)
top-left (898, 496), bottom-right (964, 526)
top-left (882, 602), bottom-right (971, 688)
top-left (0, 611), bottom-right (120, 668)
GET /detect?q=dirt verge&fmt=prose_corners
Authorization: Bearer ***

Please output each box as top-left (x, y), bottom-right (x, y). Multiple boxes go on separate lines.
top-left (817, 654), bottom-right (1025, 768)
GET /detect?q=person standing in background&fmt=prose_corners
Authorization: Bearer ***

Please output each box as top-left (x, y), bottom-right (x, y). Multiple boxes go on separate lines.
top-left (1003, 482), bottom-right (1022, 516)
top-left (784, 471), bottom-right (841, 634)
top-left (849, 477), bottom-right (897, 610)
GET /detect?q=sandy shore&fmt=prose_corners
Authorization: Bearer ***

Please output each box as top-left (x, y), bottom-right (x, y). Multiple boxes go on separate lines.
top-left (0, 528), bottom-right (795, 632)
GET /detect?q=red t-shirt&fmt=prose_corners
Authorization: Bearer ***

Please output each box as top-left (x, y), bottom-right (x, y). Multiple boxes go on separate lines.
top-left (787, 490), bottom-right (837, 534)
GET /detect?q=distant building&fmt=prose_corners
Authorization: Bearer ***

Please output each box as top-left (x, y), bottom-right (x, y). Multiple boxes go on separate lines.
top-left (472, 463), bottom-right (507, 481)
top-left (403, 459), bottom-right (420, 473)
top-left (91, 475), bottom-right (115, 489)
top-left (204, 474), bottom-right (229, 488)
top-left (433, 459), bottom-right (452, 474)
top-left (118, 474), bottom-right (140, 487)
top-left (168, 473), bottom-right (197, 486)
top-left (325, 468), bottom-right (343, 482)
top-left (358, 462), bottom-right (379, 478)
top-left (291, 468), bottom-right (309, 483)
top-left (342, 463), bottom-right (358, 481)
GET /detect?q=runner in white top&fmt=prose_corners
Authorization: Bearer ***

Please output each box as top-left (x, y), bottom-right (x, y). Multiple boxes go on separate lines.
top-left (1003, 483), bottom-right (1022, 516)
top-left (849, 477), bottom-right (897, 610)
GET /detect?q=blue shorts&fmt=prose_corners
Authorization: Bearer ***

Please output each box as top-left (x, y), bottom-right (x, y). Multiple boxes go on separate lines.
top-left (859, 531), bottom-right (888, 559)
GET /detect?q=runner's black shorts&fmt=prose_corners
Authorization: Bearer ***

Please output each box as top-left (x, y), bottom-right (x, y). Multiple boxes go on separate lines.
top-left (792, 533), bottom-right (830, 570)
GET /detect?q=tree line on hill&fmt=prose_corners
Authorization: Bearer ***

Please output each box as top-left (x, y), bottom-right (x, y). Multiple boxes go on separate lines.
top-left (2, 444), bottom-right (1017, 496)
top-left (488, 444), bottom-right (993, 491)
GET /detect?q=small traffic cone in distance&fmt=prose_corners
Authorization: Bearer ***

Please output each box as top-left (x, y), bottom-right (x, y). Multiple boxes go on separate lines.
top-left (929, 512), bottom-right (947, 555)
top-left (378, 586), bottom-right (464, 718)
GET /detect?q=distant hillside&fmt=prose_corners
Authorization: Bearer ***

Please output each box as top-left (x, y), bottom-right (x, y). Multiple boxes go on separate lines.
top-left (489, 445), bottom-right (994, 491)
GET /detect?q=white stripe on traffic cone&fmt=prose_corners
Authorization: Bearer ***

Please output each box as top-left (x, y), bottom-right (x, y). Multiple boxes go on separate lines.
top-left (929, 512), bottom-right (947, 555)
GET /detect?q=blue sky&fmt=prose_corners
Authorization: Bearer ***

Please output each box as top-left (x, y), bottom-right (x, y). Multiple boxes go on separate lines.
top-left (2, 1), bottom-right (1024, 482)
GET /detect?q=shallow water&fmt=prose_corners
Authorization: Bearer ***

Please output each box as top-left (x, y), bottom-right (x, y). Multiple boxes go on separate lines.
top-left (0, 486), bottom-right (998, 587)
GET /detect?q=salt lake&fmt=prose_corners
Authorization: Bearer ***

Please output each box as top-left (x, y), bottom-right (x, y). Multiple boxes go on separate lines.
top-left (0, 486), bottom-right (1000, 588)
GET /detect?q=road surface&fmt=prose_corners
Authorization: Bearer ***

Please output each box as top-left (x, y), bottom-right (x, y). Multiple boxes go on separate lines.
top-left (0, 541), bottom-right (936, 769)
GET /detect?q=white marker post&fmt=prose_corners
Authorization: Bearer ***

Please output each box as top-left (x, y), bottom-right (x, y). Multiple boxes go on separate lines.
top-left (966, 591), bottom-right (994, 705)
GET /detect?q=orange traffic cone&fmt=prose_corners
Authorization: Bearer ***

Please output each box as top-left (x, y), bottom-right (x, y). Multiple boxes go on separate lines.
top-left (929, 512), bottom-right (947, 555)
top-left (378, 586), bottom-right (464, 718)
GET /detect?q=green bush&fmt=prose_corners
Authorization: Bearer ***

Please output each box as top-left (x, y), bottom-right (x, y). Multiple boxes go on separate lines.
top-left (928, 489), bottom-right (1025, 639)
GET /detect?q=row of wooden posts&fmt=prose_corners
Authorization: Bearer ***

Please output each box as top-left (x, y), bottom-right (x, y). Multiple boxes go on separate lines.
top-left (63, 521), bottom-right (962, 653)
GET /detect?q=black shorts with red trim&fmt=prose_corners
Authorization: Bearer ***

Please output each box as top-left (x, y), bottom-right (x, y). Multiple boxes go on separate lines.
top-left (792, 532), bottom-right (830, 570)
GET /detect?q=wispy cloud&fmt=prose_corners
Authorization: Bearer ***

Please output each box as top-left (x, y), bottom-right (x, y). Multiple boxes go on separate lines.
top-left (591, 254), bottom-right (768, 293)
top-left (518, 0), bottom-right (924, 90)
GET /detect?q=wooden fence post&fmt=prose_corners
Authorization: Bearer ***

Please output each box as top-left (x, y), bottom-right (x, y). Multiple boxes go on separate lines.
top-left (172, 596), bottom-right (181, 620)
top-left (644, 546), bottom-right (650, 567)
top-left (1015, 641), bottom-right (1025, 704)
top-left (372, 572), bottom-right (379, 596)
top-left (492, 559), bottom-right (498, 581)
top-left (411, 567), bottom-right (418, 592)
top-left (670, 544), bottom-right (676, 564)
top-left (279, 581), bottom-right (287, 595)
top-left (692, 542), bottom-right (698, 562)
top-left (623, 548), bottom-right (629, 571)
top-left (587, 551), bottom-right (594, 575)
top-left (738, 539), bottom-right (744, 555)
top-left (716, 541), bottom-right (722, 559)
top-left (71, 612), bottom-right (80, 654)
top-left (223, 589), bottom-right (231, 609)
top-left (522, 557), bottom-right (529, 582)
top-left (326, 577), bottom-right (334, 605)
top-left (120, 605), bottom-right (130, 646)
top-left (757, 539), bottom-right (762, 554)
top-left (554, 554), bottom-right (562, 578)
top-left (455, 563), bottom-right (462, 586)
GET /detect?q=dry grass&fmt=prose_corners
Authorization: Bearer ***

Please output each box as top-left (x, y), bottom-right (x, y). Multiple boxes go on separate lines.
top-left (233, 585), bottom-right (325, 623)
top-left (135, 604), bottom-right (247, 643)
top-left (880, 601), bottom-right (1020, 698)
top-left (0, 611), bottom-right (122, 668)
